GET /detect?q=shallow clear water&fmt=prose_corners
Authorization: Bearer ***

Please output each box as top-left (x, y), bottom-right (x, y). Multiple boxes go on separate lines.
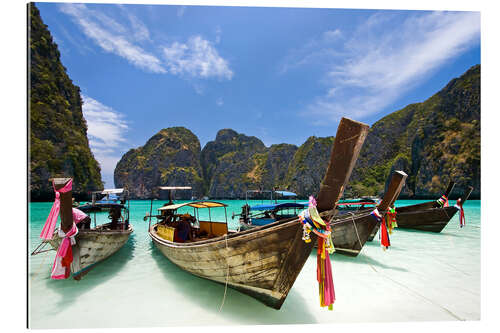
top-left (28, 199), bottom-right (480, 328)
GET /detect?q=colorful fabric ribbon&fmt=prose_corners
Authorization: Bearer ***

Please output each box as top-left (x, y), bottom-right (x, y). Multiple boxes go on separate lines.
top-left (436, 194), bottom-right (449, 207)
top-left (40, 179), bottom-right (73, 240)
top-left (51, 223), bottom-right (78, 279)
top-left (371, 208), bottom-right (390, 250)
top-left (386, 206), bottom-right (397, 234)
top-left (454, 198), bottom-right (466, 228)
top-left (299, 196), bottom-right (335, 310)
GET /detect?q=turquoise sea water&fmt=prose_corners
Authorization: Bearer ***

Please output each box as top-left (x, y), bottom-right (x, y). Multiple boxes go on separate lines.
top-left (28, 199), bottom-right (480, 328)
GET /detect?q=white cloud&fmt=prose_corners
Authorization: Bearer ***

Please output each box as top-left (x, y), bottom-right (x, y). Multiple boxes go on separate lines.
top-left (59, 3), bottom-right (165, 73)
top-left (284, 11), bottom-right (480, 122)
top-left (82, 95), bottom-right (129, 182)
top-left (58, 3), bottom-right (233, 84)
top-left (125, 11), bottom-right (151, 42)
top-left (216, 97), bottom-right (224, 106)
top-left (323, 29), bottom-right (342, 40)
top-left (162, 35), bottom-right (234, 80)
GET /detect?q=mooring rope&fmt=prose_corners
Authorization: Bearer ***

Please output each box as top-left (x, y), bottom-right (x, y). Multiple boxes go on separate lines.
top-left (348, 212), bottom-right (363, 252)
top-left (218, 234), bottom-right (230, 312)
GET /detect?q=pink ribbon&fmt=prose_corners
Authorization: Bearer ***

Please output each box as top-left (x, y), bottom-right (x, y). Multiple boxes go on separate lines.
top-left (51, 223), bottom-right (78, 279)
top-left (323, 252), bottom-right (336, 307)
top-left (40, 179), bottom-right (73, 240)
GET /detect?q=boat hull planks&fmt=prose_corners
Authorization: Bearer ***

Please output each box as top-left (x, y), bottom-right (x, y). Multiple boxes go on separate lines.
top-left (47, 226), bottom-right (133, 279)
top-left (395, 206), bottom-right (459, 232)
top-left (150, 218), bottom-right (316, 310)
top-left (367, 205), bottom-right (459, 240)
top-left (329, 212), bottom-right (378, 256)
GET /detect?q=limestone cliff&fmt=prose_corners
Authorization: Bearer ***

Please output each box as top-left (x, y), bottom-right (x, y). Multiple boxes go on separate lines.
top-left (114, 127), bottom-right (203, 199)
top-left (349, 65), bottom-right (480, 199)
top-left (29, 3), bottom-right (103, 200)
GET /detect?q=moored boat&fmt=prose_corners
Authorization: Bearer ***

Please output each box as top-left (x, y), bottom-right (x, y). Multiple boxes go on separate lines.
top-left (393, 183), bottom-right (473, 232)
top-left (236, 189), bottom-right (306, 229)
top-left (32, 178), bottom-right (133, 280)
top-left (368, 182), bottom-right (473, 239)
top-left (76, 188), bottom-right (127, 213)
top-left (146, 117), bottom-right (370, 309)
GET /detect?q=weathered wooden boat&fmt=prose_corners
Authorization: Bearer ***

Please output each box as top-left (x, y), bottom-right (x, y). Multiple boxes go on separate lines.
top-left (318, 171), bottom-right (407, 256)
top-left (147, 117), bottom-right (369, 309)
top-left (32, 178), bottom-right (133, 280)
top-left (232, 119), bottom-right (406, 257)
top-left (394, 183), bottom-right (473, 232)
top-left (368, 182), bottom-right (473, 239)
top-left (312, 120), bottom-right (407, 256)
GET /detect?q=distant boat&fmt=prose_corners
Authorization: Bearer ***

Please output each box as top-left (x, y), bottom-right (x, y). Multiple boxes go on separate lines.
top-left (32, 178), bottom-right (133, 279)
top-left (77, 188), bottom-right (126, 213)
top-left (336, 197), bottom-right (379, 212)
top-left (236, 189), bottom-right (306, 229)
top-left (145, 117), bottom-right (370, 309)
top-left (368, 182), bottom-right (473, 240)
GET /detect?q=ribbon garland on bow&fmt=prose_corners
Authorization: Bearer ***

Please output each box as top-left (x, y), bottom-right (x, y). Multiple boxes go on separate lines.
top-left (40, 179), bottom-right (79, 279)
top-left (299, 196), bottom-right (335, 310)
top-left (436, 194), bottom-right (449, 207)
top-left (386, 206), bottom-right (397, 234)
top-left (454, 198), bottom-right (466, 228)
top-left (40, 179), bottom-right (74, 240)
top-left (51, 223), bottom-right (78, 279)
top-left (371, 208), bottom-right (390, 250)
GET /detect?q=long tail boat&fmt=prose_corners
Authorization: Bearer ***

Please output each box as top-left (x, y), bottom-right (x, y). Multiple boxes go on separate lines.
top-left (392, 183), bottom-right (474, 232)
top-left (32, 178), bottom-right (133, 280)
top-left (147, 117), bottom-right (368, 309)
top-left (367, 182), bottom-right (473, 239)
top-left (318, 171), bottom-right (407, 256)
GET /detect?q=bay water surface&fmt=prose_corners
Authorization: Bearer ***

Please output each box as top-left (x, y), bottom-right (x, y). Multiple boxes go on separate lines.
top-left (28, 199), bottom-right (480, 328)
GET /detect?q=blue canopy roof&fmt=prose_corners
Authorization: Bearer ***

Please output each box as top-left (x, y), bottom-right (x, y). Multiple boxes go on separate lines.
top-left (250, 202), bottom-right (307, 211)
top-left (274, 190), bottom-right (297, 197)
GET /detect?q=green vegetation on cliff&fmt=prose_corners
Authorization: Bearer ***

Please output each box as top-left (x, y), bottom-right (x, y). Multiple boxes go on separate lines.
top-left (282, 136), bottom-right (334, 197)
top-left (200, 129), bottom-right (268, 198)
top-left (112, 65), bottom-right (480, 200)
top-left (114, 127), bottom-right (204, 198)
top-left (349, 65), bottom-right (480, 198)
top-left (29, 3), bottom-right (103, 200)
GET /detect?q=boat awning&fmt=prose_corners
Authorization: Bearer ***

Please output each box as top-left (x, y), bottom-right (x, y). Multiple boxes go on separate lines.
top-left (274, 190), bottom-right (297, 197)
top-left (250, 202), bottom-right (307, 211)
top-left (101, 188), bottom-right (124, 194)
top-left (158, 186), bottom-right (192, 190)
top-left (158, 200), bottom-right (227, 211)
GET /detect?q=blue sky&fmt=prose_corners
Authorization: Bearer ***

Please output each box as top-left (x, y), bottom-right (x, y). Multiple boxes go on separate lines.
top-left (35, 2), bottom-right (480, 187)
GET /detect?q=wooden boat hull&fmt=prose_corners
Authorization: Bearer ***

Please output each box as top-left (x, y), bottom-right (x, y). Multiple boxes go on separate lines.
top-left (149, 218), bottom-right (316, 310)
top-left (367, 205), bottom-right (459, 240)
top-left (320, 210), bottom-right (378, 257)
top-left (395, 206), bottom-right (458, 232)
top-left (47, 226), bottom-right (133, 279)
